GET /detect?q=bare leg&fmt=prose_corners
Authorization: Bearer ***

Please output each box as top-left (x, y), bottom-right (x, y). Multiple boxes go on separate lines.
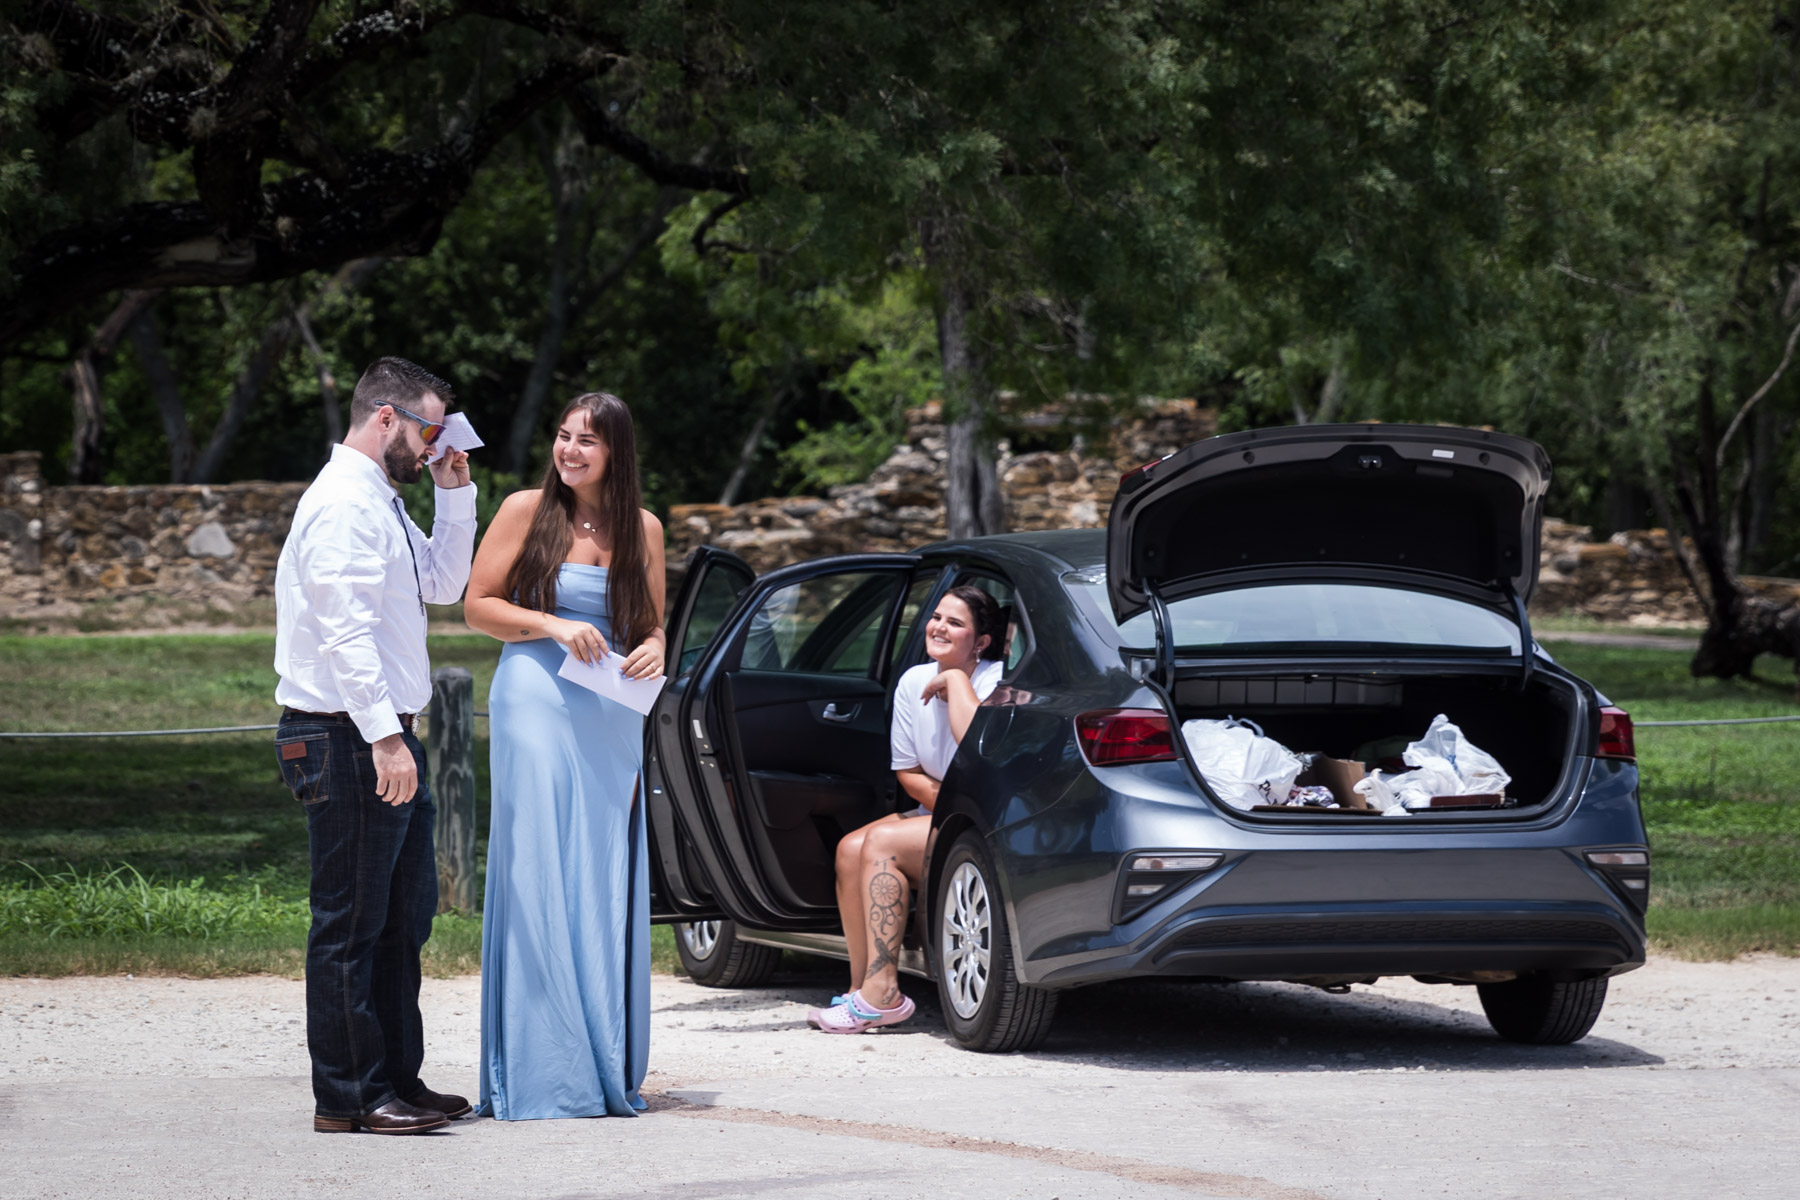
top-left (834, 825), bottom-right (871, 987)
top-left (835, 815), bottom-right (904, 988)
top-left (859, 818), bottom-right (930, 1010)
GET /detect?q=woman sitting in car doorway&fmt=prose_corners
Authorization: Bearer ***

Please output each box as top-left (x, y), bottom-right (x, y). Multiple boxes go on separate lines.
top-left (806, 584), bottom-right (1007, 1033)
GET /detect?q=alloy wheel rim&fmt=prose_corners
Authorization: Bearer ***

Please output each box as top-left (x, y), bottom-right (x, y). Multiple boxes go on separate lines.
top-left (681, 920), bottom-right (721, 959)
top-left (941, 861), bottom-right (992, 1019)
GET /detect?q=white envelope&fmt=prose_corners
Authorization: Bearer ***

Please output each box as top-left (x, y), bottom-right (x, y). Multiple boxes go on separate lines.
top-left (557, 649), bottom-right (667, 716)
top-left (428, 412), bottom-right (485, 462)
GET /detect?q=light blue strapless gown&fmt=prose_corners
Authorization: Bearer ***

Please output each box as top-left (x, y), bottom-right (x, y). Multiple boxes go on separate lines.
top-left (479, 564), bottom-right (650, 1119)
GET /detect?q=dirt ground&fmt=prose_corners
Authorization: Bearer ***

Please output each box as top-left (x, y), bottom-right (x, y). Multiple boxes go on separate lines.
top-left (3, 955), bottom-right (1797, 1198)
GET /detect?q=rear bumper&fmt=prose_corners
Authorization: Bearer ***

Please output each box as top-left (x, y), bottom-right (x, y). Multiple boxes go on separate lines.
top-left (1029, 900), bottom-right (1645, 987)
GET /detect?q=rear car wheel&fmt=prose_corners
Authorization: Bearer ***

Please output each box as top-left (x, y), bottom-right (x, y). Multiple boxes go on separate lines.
top-left (934, 830), bottom-right (1057, 1052)
top-left (1477, 974), bottom-right (1609, 1044)
top-left (674, 919), bottom-right (780, 987)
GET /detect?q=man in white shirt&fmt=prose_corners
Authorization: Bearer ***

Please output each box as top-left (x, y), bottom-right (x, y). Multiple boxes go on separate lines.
top-left (272, 357), bottom-right (477, 1135)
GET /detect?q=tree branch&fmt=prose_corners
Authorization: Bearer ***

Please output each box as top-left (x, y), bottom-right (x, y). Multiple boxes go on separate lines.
top-left (2, 55), bottom-right (610, 349)
top-left (566, 87), bottom-right (751, 194)
top-left (691, 192), bottom-right (750, 257)
top-left (1716, 317), bottom-right (1800, 469)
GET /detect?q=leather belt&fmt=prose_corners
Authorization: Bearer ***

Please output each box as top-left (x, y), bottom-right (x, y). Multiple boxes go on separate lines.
top-left (283, 708), bottom-right (416, 734)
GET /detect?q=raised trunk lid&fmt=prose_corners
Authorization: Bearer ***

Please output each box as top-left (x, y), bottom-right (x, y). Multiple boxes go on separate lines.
top-left (1106, 424), bottom-right (1551, 628)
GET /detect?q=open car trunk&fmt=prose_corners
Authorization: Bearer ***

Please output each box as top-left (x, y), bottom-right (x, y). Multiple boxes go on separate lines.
top-left (1169, 664), bottom-right (1585, 818)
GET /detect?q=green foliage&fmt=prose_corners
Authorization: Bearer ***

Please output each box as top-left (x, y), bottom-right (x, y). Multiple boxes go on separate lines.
top-left (397, 463), bottom-right (524, 538)
top-left (7, 0), bottom-right (1800, 577)
top-left (775, 278), bottom-right (942, 492)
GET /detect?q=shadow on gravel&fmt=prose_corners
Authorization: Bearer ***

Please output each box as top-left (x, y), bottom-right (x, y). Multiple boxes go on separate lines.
top-left (1030, 978), bottom-right (1662, 1072)
top-left (683, 956), bottom-right (1663, 1072)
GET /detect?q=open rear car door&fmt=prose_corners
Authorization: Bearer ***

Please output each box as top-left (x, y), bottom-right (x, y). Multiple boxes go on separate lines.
top-left (652, 553), bottom-right (921, 931)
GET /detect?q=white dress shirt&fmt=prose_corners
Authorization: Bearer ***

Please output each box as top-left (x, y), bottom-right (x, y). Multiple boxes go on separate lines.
top-left (274, 444), bottom-right (478, 743)
top-left (890, 658), bottom-right (1005, 781)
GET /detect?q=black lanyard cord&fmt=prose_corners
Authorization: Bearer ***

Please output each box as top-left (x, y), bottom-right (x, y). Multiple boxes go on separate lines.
top-left (391, 497), bottom-right (426, 615)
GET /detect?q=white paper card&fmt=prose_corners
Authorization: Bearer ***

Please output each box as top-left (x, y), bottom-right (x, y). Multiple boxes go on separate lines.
top-left (557, 649), bottom-right (667, 716)
top-left (428, 412), bottom-right (486, 462)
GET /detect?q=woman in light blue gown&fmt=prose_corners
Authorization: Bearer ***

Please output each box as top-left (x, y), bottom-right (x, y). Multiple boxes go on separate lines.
top-left (464, 392), bottom-right (666, 1119)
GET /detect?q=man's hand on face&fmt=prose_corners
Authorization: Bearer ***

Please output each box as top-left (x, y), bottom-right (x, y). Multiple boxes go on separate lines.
top-left (428, 448), bottom-right (471, 489)
top-left (372, 733), bottom-right (418, 806)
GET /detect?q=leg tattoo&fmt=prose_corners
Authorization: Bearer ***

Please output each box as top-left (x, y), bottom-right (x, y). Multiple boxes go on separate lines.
top-left (863, 856), bottom-right (904, 1005)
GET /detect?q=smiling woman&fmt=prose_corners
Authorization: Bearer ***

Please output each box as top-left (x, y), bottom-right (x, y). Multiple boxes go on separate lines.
top-left (462, 392), bottom-right (668, 1120)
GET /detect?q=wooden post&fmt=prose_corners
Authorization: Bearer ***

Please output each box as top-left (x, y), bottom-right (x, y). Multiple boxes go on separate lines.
top-left (429, 667), bottom-right (478, 914)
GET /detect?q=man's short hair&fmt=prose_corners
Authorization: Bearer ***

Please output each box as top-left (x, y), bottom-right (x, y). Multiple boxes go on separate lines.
top-left (348, 357), bottom-right (455, 429)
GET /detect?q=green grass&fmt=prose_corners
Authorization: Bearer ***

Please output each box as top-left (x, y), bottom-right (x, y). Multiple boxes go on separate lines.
top-left (0, 630), bottom-right (682, 977)
top-left (1533, 612), bottom-right (1705, 637)
top-left (1546, 642), bottom-right (1800, 959)
top-left (0, 632), bottom-right (1794, 973)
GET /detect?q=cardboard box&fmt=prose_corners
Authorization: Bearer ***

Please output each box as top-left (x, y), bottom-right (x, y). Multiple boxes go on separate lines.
top-left (1296, 756), bottom-right (1371, 810)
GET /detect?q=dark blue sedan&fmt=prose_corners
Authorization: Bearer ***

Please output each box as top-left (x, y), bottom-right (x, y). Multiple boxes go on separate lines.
top-left (644, 423), bottom-right (1649, 1051)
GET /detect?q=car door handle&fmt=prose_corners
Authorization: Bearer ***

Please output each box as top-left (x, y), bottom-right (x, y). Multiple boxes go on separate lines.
top-left (821, 702), bottom-right (860, 723)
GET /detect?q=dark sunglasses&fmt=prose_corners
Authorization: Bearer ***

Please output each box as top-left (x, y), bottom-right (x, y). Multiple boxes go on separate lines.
top-left (389, 403), bottom-right (446, 446)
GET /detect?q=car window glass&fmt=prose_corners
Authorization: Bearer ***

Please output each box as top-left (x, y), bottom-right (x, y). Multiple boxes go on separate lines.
top-left (888, 573), bottom-right (939, 676)
top-left (1063, 575), bottom-right (1521, 653)
top-left (959, 574), bottom-right (1028, 672)
top-left (742, 571), bottom-right (903, 676)
top-left (677, 561), bottom-right (753, 674)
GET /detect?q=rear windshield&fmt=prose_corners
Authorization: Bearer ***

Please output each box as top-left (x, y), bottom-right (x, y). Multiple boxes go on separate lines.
top-left (1064, 574), bottom-right (1521, 653)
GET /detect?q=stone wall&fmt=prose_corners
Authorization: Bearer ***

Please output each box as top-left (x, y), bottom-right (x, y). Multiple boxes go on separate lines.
top-left (665, 399), bottom-right (1219, 571)
top-left (7, 421), bottom-right (1798, 631)
top-left (1535, 517), bottom-right (1800, 625)
top-left (1, 451), bottom-right (304, 626)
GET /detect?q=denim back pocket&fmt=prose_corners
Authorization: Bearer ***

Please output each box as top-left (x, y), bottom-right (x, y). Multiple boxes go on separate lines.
top-left (275, 730), bottom-right (332, 806)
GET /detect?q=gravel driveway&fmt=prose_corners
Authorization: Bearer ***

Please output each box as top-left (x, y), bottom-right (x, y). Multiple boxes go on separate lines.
top-left (4, 954), bottom-right (1797, 1198)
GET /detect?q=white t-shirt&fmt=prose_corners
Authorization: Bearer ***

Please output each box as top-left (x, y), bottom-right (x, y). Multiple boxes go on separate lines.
top-left (890, 658), bottom-right (1006, 782)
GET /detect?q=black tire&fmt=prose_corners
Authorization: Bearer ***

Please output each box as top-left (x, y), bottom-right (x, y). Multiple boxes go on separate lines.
top-left (933, 830), bottom-right (1057, 1052)
top-left (673, 919), bottom-right (780, 988)
top-left (1478, 974), bottom-right (1609, 1044)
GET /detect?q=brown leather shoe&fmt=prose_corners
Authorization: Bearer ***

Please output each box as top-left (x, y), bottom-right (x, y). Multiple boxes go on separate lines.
top-left (404, 1084), bottom-right (472, 1120)
top-left (314, 1098), bottom-right (449, 1134)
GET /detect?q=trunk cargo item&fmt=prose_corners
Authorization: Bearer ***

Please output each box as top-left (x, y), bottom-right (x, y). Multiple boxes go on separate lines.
top-left (1410, 794), bottom-right (1509, 810)
top-left (1354, 714), bottom-right (1512, 813)
top-left (1179, 718), bottom-right (1303, 810)
top-left (1296, 756), bottom-right (1371, 809)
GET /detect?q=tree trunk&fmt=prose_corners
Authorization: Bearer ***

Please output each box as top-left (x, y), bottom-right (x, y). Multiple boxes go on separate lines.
top-left (67, 290), bottom-right (162, 483)
top-left (192, 315), bottom-right (296, 484)
top-left (292, 305), bottom-right (344, 456)
top-left (68, 357), bottom-right (106, 485)
top-left (127, 307), bottom-right (194, 482)
top-left (508, 119), bottom-right (586, 478)
top-left (188, 258), bottom-right (382, 483)
top-left (927, 219), bottom-right (1002, 539)
top-left (717, 386), bottom-right (786, 506)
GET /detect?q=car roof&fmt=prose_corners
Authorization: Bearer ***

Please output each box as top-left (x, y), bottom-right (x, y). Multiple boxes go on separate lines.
top-left (913, 528), bottom-right (1106, 572)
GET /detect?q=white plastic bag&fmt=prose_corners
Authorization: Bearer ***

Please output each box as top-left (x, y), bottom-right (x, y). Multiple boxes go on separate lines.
top-left (1180, 717), bottom-right (1304, 811)
top-left (1353, 713), bottom-right (1511, 813)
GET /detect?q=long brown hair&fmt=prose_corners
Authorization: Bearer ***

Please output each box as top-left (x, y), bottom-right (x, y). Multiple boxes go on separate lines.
top-left (503, 393), bottom-right (657, 653)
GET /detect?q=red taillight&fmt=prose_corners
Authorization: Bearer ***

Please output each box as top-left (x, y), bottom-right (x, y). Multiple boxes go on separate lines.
top-left (1076, 708), bottom-right (1178, 766)
top-left (1117, 456), bottom-right (1167, 494)
top-left (1598, 706), bottom-right (1635, 761)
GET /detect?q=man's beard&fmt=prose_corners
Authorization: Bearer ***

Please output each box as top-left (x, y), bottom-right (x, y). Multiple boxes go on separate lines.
top-left (385, 440), bottom-right (425, 484)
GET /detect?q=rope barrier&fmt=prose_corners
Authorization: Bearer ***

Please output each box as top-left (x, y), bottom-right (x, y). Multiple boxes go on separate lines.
top-left (1635, 714), bottom-right (1800, 727)
top-left (0, 725), bottom-right (280, 739)
top-left (0, 711), bottom-right (1788, 738)
top-left (0, 712), bottom-right (489, 739)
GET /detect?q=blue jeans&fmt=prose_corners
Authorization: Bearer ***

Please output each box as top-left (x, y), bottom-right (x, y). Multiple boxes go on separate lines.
top-left (276, 712), bottom-right (437, 1119)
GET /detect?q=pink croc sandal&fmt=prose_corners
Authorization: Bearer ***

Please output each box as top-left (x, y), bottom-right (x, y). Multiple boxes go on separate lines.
top-left (807, 989), bottom-right (915, 1034)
